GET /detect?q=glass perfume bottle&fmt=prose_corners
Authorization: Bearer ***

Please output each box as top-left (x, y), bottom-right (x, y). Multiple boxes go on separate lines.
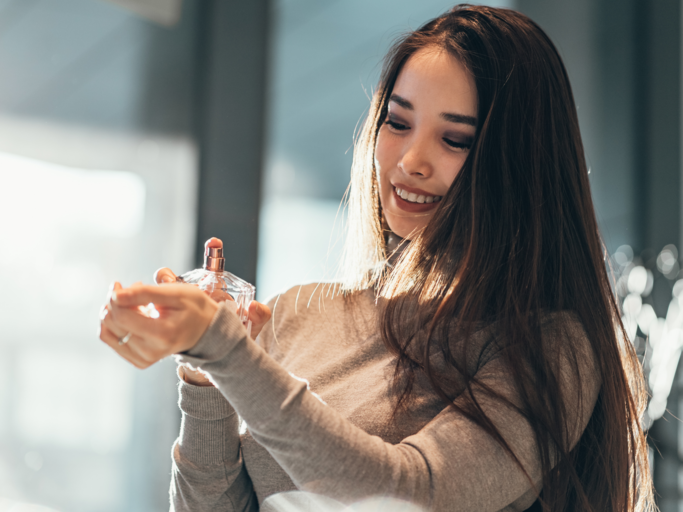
top-left (177, 245), bottom-right (256, 335)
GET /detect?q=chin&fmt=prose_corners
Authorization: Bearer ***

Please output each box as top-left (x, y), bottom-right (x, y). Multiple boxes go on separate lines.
top-left (386, 218), bottom-right (426, 240)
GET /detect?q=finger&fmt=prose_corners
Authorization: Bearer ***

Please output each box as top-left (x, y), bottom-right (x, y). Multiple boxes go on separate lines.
top-left (102, 308), bottom-right (158, 369)
top-left (109, 303), bottom-right (163, 339)
top-left (249, 301), bottom-right (272, 338)
top-left (102, 300), bottom-right (165, 368)
top-left (120, 333), bottom-right (161, 368)
top-left (110, 302), bottom-right (190, 359)
top-left (102, 317), bottom-right (163, 368)
top-left (101, 306), bottom-right (129, 339)
top-left (249, 301), bottom-right (271, 325)
top-left (154, 267), bottom-right (178, 284)
top-left (106, 281), bottom-right (123, 302)
top-left (179, 365), bottom-right (215, 387)
top-left (112, 283), bottom-right (191, 308)
top-left (99, 324), bottom-right (152, 369)
top-left (207, 289), bottom-right (235, 303)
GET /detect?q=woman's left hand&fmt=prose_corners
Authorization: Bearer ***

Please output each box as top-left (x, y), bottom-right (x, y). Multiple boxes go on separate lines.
top-left (99, 282), bottom-right (219, 369)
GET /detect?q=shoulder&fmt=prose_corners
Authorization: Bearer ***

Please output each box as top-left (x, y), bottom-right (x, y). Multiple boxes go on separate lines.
top-left (540, 311), bottom-right (602, 446)
top-left (540, 310), bottom-right (588, 344)
top-left (264, 282), bottom-right (351, 322)
top-left (264, 281), bottom-right (334, 308)
top-left (539, 311), bottom-right (598, 375)
top-left (478, 311), bottom-right (601, 445)
top-left (256, 282), bottom-right (377, 351)
top-left (474, 311), bottom-right (600, 389)
top-left (482, 310), bottom-right (593, 357)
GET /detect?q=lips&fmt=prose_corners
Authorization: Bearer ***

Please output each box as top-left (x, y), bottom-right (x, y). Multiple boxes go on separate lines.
top-left (394, 187), bottom-right (442, 204)
top-left (390, 183), bottom-right (442, 213)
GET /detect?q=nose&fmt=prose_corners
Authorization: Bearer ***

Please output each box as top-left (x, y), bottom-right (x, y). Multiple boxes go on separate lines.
top-left (397, 132), bottom-right (433, 178)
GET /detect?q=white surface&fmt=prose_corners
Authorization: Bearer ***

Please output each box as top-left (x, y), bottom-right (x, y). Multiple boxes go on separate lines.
top-left (0, 119), bottom-right (196, 510)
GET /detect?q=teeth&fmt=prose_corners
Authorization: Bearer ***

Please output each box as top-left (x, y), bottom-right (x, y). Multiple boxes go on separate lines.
top-left (395, 187), bottom-right (441, 204)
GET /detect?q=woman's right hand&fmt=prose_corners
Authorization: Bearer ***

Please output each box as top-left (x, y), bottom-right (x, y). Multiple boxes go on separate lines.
top-left (155, 237), bottom-right (272, 387)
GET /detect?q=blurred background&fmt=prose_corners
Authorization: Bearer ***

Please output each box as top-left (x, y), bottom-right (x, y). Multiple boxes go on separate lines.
top-left (0, 0), bottom-right (680, 510)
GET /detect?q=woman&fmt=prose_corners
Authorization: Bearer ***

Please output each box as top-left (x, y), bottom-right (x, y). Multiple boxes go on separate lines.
top-left (100, 5), bottom-right (654, 511)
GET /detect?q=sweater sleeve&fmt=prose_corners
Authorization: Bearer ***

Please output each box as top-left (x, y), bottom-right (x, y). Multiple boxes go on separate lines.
top-left (176, 303), bottom-right (600, 512)
top-left (170, 378), bottom-right (258, 512)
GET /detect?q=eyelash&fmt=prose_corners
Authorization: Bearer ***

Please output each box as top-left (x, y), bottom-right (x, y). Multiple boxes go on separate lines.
top-left (384, 118), bottom-right (472, 151)
top-left (385, 118), bottom-right (409, 131)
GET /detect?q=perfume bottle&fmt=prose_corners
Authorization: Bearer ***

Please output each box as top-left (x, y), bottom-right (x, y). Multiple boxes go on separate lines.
top-left (177, 245), bottom-right (256, 335)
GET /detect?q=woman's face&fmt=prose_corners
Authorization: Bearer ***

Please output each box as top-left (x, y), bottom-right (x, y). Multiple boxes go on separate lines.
top-left (375, 47), bottom-right (478, 240)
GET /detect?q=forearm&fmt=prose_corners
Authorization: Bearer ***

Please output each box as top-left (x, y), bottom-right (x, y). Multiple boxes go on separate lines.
top-left (171, 380), bottom-right (257, 512)
top-left (177, 305), bottom-right (434, 506)
top-left (176, 304), bottom-right (598, 512)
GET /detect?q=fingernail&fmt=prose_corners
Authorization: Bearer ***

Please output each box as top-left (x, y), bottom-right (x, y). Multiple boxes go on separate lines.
top-left (99, 306), bottom-right (108, 320)
top-left (111, 291), bottom-right (118, 302)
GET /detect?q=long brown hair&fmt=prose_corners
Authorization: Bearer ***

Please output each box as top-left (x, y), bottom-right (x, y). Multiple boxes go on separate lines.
top-left (340, 4), bottom-right (654, 511)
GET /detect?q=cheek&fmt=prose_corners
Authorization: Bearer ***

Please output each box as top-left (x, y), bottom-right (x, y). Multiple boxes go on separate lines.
top-left (374, 128), bottom-right (398, 183)
top-left (439, 154), bottom-right (467, 190)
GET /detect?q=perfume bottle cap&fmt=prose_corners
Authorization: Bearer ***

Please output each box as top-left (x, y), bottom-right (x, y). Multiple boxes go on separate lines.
top-left (204, 246), bottom-right (225, 272)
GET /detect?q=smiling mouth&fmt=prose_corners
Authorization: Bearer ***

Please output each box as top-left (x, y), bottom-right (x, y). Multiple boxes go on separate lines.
top-left (394, 186), bottom-right (442, 204)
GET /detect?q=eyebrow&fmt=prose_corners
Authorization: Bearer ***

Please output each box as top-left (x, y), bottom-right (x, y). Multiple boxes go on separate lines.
top-left (389, 94), bottom-right (477, 127)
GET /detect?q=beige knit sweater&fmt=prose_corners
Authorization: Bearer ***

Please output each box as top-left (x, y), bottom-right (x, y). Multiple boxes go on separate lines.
top-left (170, 283), bottom-right (600, 512)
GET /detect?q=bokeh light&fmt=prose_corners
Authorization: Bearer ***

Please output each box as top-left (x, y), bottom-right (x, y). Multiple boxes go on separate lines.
top-left (613, 245), bottom-right (683, 425)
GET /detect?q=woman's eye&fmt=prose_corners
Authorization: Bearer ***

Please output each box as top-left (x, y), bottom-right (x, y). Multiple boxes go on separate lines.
top-left (443, 138), bottom-right (472, 151)
top-left (385, 118), bottom-right (409, 131)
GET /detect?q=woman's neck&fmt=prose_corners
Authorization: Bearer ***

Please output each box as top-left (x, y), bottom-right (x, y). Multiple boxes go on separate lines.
top-left (386, 232), bottom-right (409, 267)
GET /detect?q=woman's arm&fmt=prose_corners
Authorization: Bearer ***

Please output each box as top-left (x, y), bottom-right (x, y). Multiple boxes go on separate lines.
top-left (115, 265), bottom-right (271, 512)
top-left (171, 379), bottom-right (258, 512)
top-left (102, 285), bottom-right (599, 511)
top-left (175, 303), bottom-right (600, 512)
top-left (167, 296), bottom-right (272, 512)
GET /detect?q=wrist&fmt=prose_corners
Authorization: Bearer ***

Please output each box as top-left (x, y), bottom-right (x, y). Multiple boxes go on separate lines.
top-left (178, 365), bottom-right (215, 387)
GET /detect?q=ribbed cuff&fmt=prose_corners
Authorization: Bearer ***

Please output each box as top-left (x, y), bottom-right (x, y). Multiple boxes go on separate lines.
top-left (177, 379), bottom-right (235, 420)
top-left (176, 411), bottom-right (241, 466)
